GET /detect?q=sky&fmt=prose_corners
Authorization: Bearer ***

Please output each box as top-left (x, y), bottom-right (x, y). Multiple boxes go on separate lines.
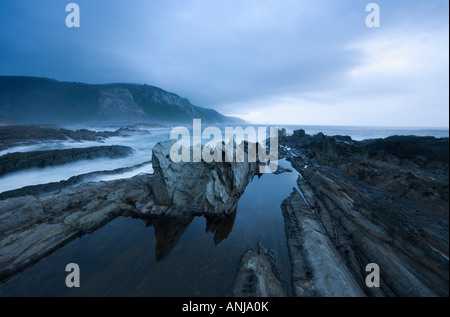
top-left (0, 0), bottom-right (448, 127)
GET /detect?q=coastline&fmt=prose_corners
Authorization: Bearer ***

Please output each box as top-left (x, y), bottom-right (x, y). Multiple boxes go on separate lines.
top-left (0, 125), bottom-right (448, 296)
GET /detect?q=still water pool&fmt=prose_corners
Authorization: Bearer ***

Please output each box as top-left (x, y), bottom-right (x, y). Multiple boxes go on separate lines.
top-left (0, 160), bottom-right (298, 296)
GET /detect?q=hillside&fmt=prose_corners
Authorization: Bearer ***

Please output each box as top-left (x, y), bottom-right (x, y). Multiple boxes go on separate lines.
top-left (0, 76), bottom-right (243, 125)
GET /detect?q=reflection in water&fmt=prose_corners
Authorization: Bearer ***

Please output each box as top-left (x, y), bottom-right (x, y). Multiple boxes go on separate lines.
top-left (142, 209), bottom-right (237, 262)
top-left (143, 215), bottom-right (194, 262)
top-left (0, 159), bottom-right (296, 296)
top-left (205, 209), bottom-right (237, 245)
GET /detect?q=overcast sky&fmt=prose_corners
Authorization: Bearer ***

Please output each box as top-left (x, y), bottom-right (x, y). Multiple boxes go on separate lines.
top-left (0, 0), bottom-right (448, 127)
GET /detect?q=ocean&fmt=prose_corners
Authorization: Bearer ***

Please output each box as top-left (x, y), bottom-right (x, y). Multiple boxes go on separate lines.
top-left (0, 124), bottom-right (448, 194)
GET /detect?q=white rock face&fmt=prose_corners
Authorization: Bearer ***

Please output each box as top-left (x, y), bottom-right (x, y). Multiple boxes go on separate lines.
top-left (151, 140), bottom-right (260, 215)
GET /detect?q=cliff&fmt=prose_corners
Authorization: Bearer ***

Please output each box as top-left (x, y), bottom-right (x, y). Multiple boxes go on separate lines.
top-left (0, 76), bottom-right (244, 125)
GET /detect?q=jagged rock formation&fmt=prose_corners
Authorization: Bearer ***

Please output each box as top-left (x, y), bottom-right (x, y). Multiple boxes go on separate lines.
top-left (230, 243), bottom-right (287, 297)
top-left (0, 145), bottom-right (133, 176)
top-left (280, 130), bottom-right (449, 297)
top-left (151, 140), bottom-right (260, 215)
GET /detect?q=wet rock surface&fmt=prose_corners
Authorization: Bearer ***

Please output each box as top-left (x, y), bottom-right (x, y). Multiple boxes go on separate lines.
top-left (0, 175), bottom-right (151, 282)
top-left (1, 131), bottom-right (448, 297)
top-left (280, 130), bottom-right (449, 296)
top-left (281, 189), bottom-right (366, 297)
top-left (0, 161), bottom-right (151, 200)
top-left (0, 139), bottom-right (261, 283)
top-left (230, 243), bottom-right (287, 297)
top-left (0, 145), bottom-right (134, 176)
top-left (0, 125), bottom-right (151, 151)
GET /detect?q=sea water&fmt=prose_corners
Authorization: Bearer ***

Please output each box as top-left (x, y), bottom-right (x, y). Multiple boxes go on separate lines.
top-left (0, 125), bottom-right (448, 194)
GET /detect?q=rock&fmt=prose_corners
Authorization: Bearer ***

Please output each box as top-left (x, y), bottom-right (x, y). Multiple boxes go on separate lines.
top-left (0, 175), bottom-right (151, 282)
top-left (283, 131), bottom-right (449, 222)
top-left (151, 140), bottom-right (260, 215)
top-left (0, 125), bottom-right (122, 150)
top-left (0, 160), bottom-right (152, 200)
top-left (230, 243), bottom-right (287, 297)
top-left (115, 127), bottom-right (152, 136)
top-left (293, 129), bottom-right (306, 139)
top-left (281, 131), bottom-right (449, 296)
top-left (0, 138), bottom-right (262, 283)
top-left (281, 189), bottom-right (366, 297)
top-left (299, 166), bottom-right (448, 296)
top-left (0, 145), bottom-right (134, 177)
top-left (272, 166), bottom-right (292, 175)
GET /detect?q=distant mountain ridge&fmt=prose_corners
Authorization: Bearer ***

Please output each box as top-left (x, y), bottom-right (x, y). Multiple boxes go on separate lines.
top-left (0, 76), bottom-right (244, 125)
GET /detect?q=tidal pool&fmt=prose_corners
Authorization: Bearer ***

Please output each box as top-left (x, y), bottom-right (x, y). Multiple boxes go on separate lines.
top-left (0, 160), bottom-right (298, 297)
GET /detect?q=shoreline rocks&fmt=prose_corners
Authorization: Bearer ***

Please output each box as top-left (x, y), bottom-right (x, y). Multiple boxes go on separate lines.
top-left (0, 161), bottom-right (152, 200)
top-left (0, 145), bottom-right (134, 177)
top-left (1, 131), bottom-right (448, 297)
top-left (230, 243), bottom-right (287, 297)
top-left (280, 130), bottom-right (449, 296)
top-left (0, 139), bottom-right (261, 282)
top-left (0, 125), bottom-right (151, 151)
top-left (0, 175), bottom-right (151, 282)
top-left (151, 140), bottom-right (260, 215)
top-left (281, 189), bottom-right (366, 297)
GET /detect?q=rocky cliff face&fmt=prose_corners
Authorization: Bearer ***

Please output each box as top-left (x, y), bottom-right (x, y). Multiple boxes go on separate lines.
top-left (98, 87), bottom-right (147, 120)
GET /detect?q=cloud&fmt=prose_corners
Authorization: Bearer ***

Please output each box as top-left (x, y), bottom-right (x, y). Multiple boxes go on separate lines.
top-left (0, 0), bottom-right (448, 127)
top-left (227, 28), bottom-right (450, 127)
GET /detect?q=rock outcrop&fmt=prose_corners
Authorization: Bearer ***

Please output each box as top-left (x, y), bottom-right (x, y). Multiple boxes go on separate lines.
top-left (0, 125), bottom-right (150, 151)
top-left (0, 145), bottom-right (134, 176)
top-left (2, 130), bottom-right (447, 297)
top-left (280, 130), bottom-right (449, 297)
top-left (0, 175), bottom-right (151, 282)
top-left (230, 243), bottom-right (287, 297)
top-left (281, 189), bottom-right (366, 297)
top-left (0, 161), bottom-right (151, 200)
top-left (151, 140), bottom-right (260, 215)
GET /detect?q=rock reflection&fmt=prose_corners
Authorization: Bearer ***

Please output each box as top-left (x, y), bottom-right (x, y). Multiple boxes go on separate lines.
top-left (142, 210), bottom-right (237, 262)
top-left (142, 215), bottom-right (193, 262)
top-left (205, 209), bottom-right (237, 245)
